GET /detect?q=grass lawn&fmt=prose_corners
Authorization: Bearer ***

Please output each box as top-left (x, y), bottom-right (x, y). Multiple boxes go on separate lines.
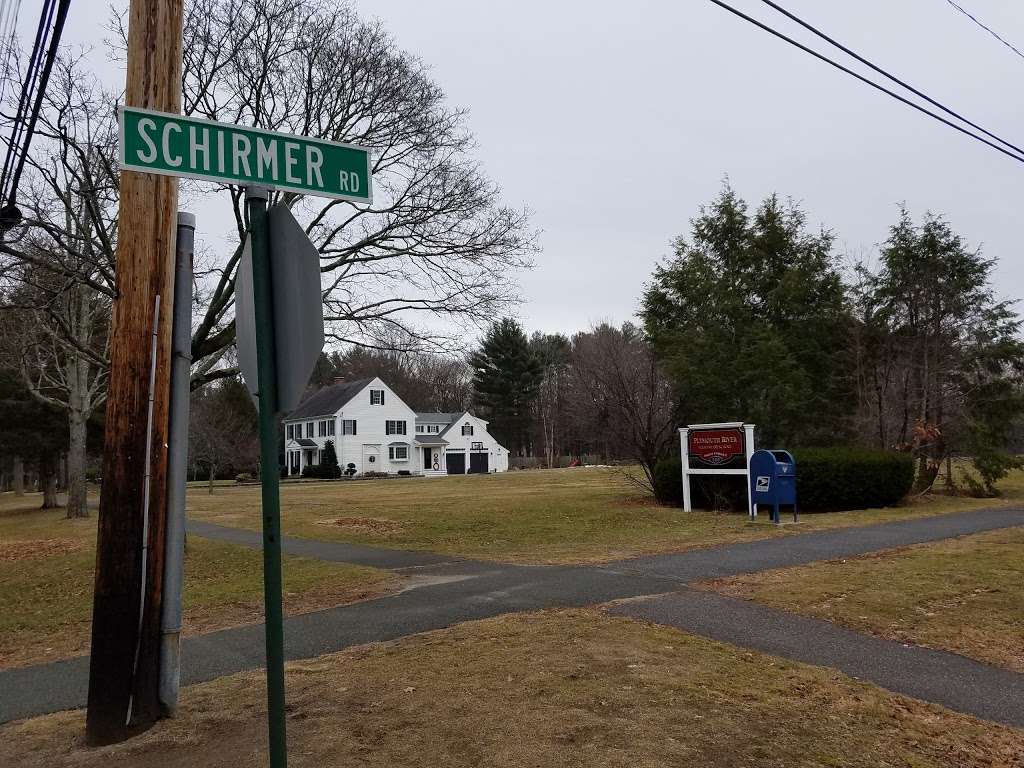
top-left (187, 466), bottom-right (1024, 564)
top-left (0, 498), bottom-right (397, 669)
top-left (707, 525), bottom-right (1024, 673)
top-left (2, 609), bottom-right (1021, 767)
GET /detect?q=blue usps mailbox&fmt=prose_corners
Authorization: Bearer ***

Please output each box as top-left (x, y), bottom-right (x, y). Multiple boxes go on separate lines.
top-left (750, 450), bottom-right (797, 524)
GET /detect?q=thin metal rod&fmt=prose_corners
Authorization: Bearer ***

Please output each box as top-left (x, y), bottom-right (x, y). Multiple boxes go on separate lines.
top-left (127, 292), bottom-right (161, 725)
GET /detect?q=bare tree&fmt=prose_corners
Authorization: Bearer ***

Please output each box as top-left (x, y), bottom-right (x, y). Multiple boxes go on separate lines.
top-left (0, 56), bottom-right (116, 518)
top-left (570, 323), bottom-right (677, 489)
top-left (114, 0), bottom-right (534, 381)
top-left (189, 386), bottom-right (258, 493)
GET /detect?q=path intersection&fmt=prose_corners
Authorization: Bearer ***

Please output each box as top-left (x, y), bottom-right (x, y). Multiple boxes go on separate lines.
top-left (2, 508), bottom-right (1022, 728)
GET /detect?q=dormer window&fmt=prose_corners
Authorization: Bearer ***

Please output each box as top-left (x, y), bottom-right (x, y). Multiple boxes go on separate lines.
top-left (416, 425), bottom-right (425, 433)
top-left (461, 423), bottom-right (473, 436)
top-left (370, 389), bottom-right (384, 405)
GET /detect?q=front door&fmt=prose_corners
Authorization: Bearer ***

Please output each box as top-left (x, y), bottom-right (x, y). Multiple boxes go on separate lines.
top-left (361, 444), bottom-right (380, 473)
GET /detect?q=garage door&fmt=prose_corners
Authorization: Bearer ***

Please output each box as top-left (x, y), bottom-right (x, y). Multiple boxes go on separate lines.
top-left (446, 452), bottom-right (465, 474)
top-left (469, 452), bottom-right (489, 474)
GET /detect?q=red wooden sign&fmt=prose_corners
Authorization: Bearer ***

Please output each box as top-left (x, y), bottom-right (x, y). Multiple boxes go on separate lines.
top-left (688, 428), bottom-right (744, 466)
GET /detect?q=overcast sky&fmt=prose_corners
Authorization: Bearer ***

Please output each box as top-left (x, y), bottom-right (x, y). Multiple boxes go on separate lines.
top-left (60, 0), bottom-right (1024, 338)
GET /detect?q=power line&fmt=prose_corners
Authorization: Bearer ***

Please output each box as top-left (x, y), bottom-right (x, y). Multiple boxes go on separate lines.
top-left (758, 0), bottom-right (1024, 159)
top-left (945, 0), bottom-right (1024, 62)
top-left (706, 0), bottom-right (1024, 166)
top-left (0, 0), bottom-right (71, 230)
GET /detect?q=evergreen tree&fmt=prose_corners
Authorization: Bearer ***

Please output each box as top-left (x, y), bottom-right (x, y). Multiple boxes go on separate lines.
top-left (856, 207), bottom-right (1024, 493)
top-left (471, 318), bottom-right (543, 454)
top-left (641, 184), bottom-right (851, 446)
top-left (321, 440), bottom-right (342, 479)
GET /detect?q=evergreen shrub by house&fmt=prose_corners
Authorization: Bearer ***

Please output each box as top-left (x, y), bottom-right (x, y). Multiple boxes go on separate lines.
top-left (301, 463), bottom-right (341, 479)
top-left (654, 448), bottom-right (913, 512)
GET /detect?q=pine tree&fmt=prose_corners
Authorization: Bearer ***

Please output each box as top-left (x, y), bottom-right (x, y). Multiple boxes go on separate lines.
top-left (471, 318), bottom-right (543, 454)
top-left (322, 439), bottom-right (341, 479)
top-left (857, 207), bottom-right (1024, 493)
top-left (641, 183), bottom-right (851, 446)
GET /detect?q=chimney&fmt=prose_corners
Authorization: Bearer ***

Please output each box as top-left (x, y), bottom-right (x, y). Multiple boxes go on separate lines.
top-left (333, 376), bottom-right (345, 385)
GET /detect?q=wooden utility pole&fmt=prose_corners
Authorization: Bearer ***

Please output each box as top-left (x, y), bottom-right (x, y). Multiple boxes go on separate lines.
top-left (86, 0), bottom-right (184, 746)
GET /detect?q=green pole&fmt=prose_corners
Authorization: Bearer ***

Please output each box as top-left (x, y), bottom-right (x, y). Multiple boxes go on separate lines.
top-left (245, 186), bottom-right (288, 768)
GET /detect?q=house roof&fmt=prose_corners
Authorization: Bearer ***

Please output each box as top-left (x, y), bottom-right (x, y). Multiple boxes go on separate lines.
top-left (414, 412), bottom-right (461, 424)
top-left (414, 435), bottom-right (449, 445)
top-left (294, 438), bottom-right (317, 448)
top-left (286, 378), bottom-right (373, 419)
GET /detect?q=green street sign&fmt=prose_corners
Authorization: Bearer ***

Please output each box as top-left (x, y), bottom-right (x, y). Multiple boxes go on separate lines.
top-left (118, 106), bottom-right (372, 202)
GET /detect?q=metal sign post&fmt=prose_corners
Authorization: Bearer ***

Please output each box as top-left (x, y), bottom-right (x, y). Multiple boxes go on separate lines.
top-left (245, 186), bottom-right (288, 768)
top-left (119, 104), bottom-right (370, 765)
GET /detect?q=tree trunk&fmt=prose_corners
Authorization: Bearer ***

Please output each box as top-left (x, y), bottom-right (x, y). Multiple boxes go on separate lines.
top-left (12, 455), bottom-right (24, 496)
top-left (208, 465), bottom-right (215, 495)
top-left (40, 452), bottom-right (60, 509)
top-left (66, 409), bottom-right (90, 518)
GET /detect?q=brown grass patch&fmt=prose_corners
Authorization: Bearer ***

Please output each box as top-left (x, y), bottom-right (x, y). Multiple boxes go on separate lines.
top-left (2, 610), bottom-right (1021, 768)
top-left (0, 538), bottom-right (82, 562)
top-left (315, 516), bottom-right (405, 536)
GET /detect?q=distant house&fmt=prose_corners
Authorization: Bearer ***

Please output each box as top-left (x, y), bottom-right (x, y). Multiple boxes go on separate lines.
top-left (282, 377), bottom-right (509, 477)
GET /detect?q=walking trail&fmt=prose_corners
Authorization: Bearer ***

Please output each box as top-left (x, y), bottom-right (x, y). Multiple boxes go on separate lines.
top-left (2, 507), bottom-right (1022, 728)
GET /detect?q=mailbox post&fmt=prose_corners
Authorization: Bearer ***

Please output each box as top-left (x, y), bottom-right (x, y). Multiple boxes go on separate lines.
top-left (749, 450), bottom-right (797, 524)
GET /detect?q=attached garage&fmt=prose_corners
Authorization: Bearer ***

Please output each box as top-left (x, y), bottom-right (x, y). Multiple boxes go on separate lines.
top-left (446, 451), bottom-right (465, 474)
top-left (469, 451), bottom-right (489, 474)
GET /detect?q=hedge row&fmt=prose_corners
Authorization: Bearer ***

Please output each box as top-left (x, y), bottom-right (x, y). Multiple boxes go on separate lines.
top-left (795, 448), bottom-right (914, 510)
top-left (301, 464), bottom-right (341, 479)
top-left (653, 447), bottom-right (914, 512)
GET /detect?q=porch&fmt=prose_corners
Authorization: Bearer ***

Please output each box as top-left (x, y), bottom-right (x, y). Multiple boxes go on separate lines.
top-left (285, 438), bottom-right (319, 476)
top-left (415, 435), bottom-right (448, 477)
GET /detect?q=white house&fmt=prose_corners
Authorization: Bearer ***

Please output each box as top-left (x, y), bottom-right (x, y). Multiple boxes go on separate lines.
top-left (282, 377), bottom-right (509, 477)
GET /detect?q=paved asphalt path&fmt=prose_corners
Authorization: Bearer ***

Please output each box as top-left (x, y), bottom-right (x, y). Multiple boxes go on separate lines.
top-left (611, 589), bottom-right (1024, 729)
top-left (2, 507), bottom-right (1022, 726)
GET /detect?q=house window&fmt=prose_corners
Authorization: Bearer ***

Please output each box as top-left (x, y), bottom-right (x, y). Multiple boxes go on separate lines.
top-left (370, 389), bottom-right (384, 405)
top-left (471, 441), bottom-right (483, 450)
top-left (385, 420), bottom-right (407, 435)
top-left (306, 421), bottom-right (314, 438)
top-left (428, 425), bottom-right (440, 434)
top-left (389, 445), bottom-right (409, 460)
top-left (416, 425), bottom-right (424, 433)
top-left (286, 424), bottom-right (294, 440)
top-left (461, 424), bottom-right (473, 436)
top-left (342, 419), bottom-right (357, 435)
top-left (318, 420), bottom-right (330, 437)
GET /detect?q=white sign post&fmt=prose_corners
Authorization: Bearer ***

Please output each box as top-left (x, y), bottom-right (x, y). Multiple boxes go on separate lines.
top-left (679, 422), bottom-right (757, 519)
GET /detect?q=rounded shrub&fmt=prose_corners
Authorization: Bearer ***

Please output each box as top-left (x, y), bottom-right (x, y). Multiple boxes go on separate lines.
top-left (653, 457), bottom-right (684, 505)
top-left (794, 447), bottom-right (914, 511)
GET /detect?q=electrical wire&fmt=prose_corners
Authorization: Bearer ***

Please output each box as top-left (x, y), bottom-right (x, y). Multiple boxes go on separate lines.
top-left (0, 0), bottom-right (71, 231)
top-left (945, 0), bottom-right (1024, 62)
top-left (706, 0), bottom-right (1024, 165)
top-left (758, 0), bottom-right (1024, 159)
